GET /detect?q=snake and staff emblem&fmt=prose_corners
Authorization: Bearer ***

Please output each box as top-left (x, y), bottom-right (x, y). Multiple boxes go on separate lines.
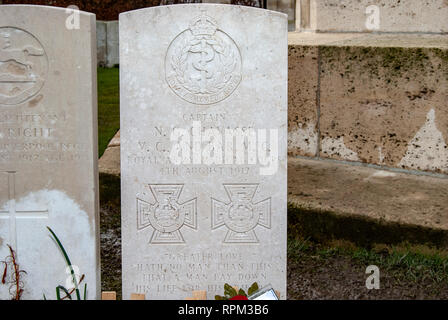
top-left (165, 11), bottom-right (242, 105)
top-left (0, 27), bottom-right (48, 105)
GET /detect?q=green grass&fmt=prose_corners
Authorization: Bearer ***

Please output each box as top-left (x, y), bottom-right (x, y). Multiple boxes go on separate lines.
top-left (98, 67), bottom-right (120, 157)
top-left (288, 236), bottom-right (448, 285)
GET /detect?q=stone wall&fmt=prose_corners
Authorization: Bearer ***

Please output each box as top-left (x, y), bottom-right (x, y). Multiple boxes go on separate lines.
top-left (288, 33), bottom-right (448, 175)
top-left (296, 0), bottom-right (448, 33)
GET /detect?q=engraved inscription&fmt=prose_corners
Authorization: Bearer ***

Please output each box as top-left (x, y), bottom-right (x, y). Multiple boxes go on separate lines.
top-left (0, 111), bottom-right (88, 163)
top-left (0, 171), bottom-right (49, 252)
top-left (211, 184), bottom-right (271, 244)
top-left (132, 251), bottom-right (275, 296)
top-left (137, 184), bottom-right (197, 244)
top-left (165, 11), bottom-right (242, 105)
top-left (0, 27), bottom-right (48, 105)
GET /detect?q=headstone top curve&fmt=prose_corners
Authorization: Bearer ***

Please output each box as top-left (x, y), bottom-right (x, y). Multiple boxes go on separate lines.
top-left (119, 4), bottom-right (288, 20)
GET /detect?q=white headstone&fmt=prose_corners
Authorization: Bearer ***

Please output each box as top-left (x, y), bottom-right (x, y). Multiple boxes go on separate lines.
top-left (120, 4), bottom-right (287, 300)
top-left (106, 21), bottom-right (119, 68)
top-left (0, 5), bottom-right (100, 300)
top-left (97, 21), bottom-right (107, 67)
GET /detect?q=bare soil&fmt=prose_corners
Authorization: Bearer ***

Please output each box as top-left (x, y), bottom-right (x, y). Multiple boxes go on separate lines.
top-left (287, 254), bottom-right (448, 300)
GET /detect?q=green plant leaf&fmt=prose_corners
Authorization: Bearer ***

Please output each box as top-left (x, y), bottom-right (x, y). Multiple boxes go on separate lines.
top-left (83, 283), bottom-right (87, 300)
top-left (248, 282), bottom-right (259, 296)
top-left (47, 226), bottom-right (81, 300)
top-left (56, 285), bottom-right (72, 300)
top-left (215, 295), bottom-right (226, 300)
top-left (238, 288), bottom-right (247, 297)
top-left (224, 283), bottom-right (237, 298)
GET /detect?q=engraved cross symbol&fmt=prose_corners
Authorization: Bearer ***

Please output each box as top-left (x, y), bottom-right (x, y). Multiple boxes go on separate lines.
top-left (212, 184), bottom-right (271, 244)
top-left (137, 184), bottom-right (197, 244)
top-left (0, 171), bottom-right (49, 252)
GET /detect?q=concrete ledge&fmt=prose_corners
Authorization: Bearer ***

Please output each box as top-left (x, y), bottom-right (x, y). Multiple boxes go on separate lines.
top-left (288, 32), bottom-right (448, 48)
top-left (99, 130), bottom-right (120, 176)
top-left (288, 157), bottom-right (448, 247)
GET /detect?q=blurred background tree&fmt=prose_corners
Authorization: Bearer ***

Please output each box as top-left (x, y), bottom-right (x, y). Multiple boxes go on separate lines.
top-left (2, 0), bottom-right (267, 19)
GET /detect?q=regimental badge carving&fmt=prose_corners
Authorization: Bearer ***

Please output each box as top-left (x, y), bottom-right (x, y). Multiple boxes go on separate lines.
top-left (137, 184), bottom-right (197, 244)
top-left (165, 11), bottom-right (242, 105)
top-left (0, 27), bottom-right (48, 105)
top-left (211, 184), bottom-right (271, 244)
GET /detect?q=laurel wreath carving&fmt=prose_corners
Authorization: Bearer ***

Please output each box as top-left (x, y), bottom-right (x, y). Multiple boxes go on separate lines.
top-left (170, 33), bottom-right (238, 95)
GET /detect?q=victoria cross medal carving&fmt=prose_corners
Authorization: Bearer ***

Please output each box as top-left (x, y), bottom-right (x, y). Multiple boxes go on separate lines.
top-left (211, 184), bottom-right (271, 244)
top-left (165, 11), bottom-right (242, 105)
top-left (137, 184), bottom-right (197, 244)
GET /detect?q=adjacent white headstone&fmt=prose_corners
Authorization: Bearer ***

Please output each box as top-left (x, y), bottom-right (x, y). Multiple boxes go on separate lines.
top-left (106, 21), bottom-right (119, 68)
top-left (120, 4), bottom-right (287, 300)
top-left (97, 21), bottom-right (107, 67)
top-left (0, 5), bottom-right (100, 300)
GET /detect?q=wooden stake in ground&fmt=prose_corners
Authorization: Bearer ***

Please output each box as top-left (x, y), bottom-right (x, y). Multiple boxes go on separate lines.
top-left (192, 290), bottom-right (207, 300)
top-left (130, 293), bottom-right (146, 300)
top-left (185, 290), bottom-right (207, 300)
top-left (102, 291), bottom-right (117, 300)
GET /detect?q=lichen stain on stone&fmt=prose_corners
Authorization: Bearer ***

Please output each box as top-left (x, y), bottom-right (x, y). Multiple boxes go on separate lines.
top-left (321, 136), bottom-right (360, 161)
top-left (321, 46), bottom-right (434, 85)
top-left (28, 94), bottom-right (43, 108)
top-left (399, 108), bottom-right (448, 173)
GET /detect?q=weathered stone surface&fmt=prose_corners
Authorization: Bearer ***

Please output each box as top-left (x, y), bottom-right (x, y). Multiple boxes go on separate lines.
top-left (120, 4), bottom-right (287, 299)
top-left (288, 157), bottom-right (448, 233)
top-left (0, 5), bottom-right (99, 299)
top-left (297, 0), bottom-right (448, 33)
top-left (288, 45), bottom-right (318, 157)
top-left (97, 21), bottom-right (107, 67)
top-left (106, 21), bottom-right (119, 67)
top-left (288, 32), bottom-right (448, 174)
top-left (319, 45), bottom-right (448, 173)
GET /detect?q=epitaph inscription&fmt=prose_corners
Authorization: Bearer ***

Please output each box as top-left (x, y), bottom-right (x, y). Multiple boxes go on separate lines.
top-left (165, 11), bottom-right (242, 105)
top-left (0, 27), bottom-right (48, 105)
top-left (137, 184), bottom-right (197, 244)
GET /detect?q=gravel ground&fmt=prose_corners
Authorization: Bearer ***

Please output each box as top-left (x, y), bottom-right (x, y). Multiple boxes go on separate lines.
top-left (100, 204), bottom-right (122, 300)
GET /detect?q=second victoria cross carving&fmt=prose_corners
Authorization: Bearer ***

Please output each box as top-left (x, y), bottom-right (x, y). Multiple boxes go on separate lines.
top-left (165, 11), bottom-right (242, 105)
top-left (211, 184), bottom-right (271, 244)
top-left (137, 184), bottom-right (197, 244)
